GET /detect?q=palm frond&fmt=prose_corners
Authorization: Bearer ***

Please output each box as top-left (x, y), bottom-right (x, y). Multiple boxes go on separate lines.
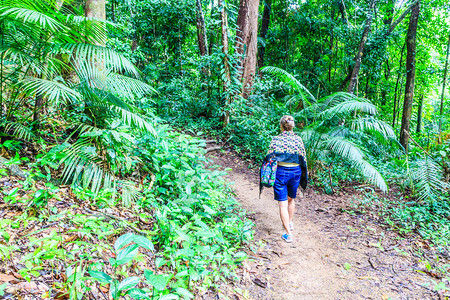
top-left (318, 92), bottom-right (362, 108)
top-left (120, 180), bottom-right (140, 207)
top-left (1, 120), bottom-right (35, 141)
top-left (351, 116), bottom-right (395, 140)
top-left (325, 136), bottom-right (387, 192)
top-left (59, 139), bottom-right (113, 194)
top-left (357, 160), bottom-right (388, 193)
top-left (21, 76), bottom-right (81, 104)
top-left (57, 43), bottom-right (140, 78)
top-left (114, 106), bottom-right (156, 137)
top-left (411, 159), bottom-right (447, 201)
top-left (319, 99), bottom-right (377, 119)
top-left (107, 73), bottom-right (157, 99)
top-left (261, 66), bottom-right (316, 106)
top-left (326, 136), bottom-right (364, 162)
top-left (0, 6), bottom-right (67, 32)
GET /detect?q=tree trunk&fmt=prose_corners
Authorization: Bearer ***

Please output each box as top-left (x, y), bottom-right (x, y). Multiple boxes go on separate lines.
top-left (399, 1), bottom-right (420, 152)
top-left (196, 0), bottom-right (208, 56)
top-left (338, 0), bottom-right (348, 25)
top-left (235, 0), bottom-right (260, 99)
top-left (32, 92), bottom-right (43, 127)
top-left (257, 0), bottom-right (272, 69)
top-left (439, 31), bottom-right (450, 133)
top-left (347, 0), bottom-right (377, 94)
top-left (388, 0), bottom-right (419, 34)
top-left (220, 0), bottom-right (232, 127)
top-left (341, 0), bottom-right (417, 92)
top-left (416, 95), bottom-right (423, 133)
top-left (111, 0), bottom-right (115, 22)
top-left (392, 42), bottom-right (406, 127)
top-left (384, 0), bottom-right (394, 26)
top-left (85, 0), bottom-right (106, 46)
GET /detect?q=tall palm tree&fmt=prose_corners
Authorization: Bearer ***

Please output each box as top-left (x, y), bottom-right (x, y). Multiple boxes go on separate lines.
top-left (0, 0), bottom-right (156, 205)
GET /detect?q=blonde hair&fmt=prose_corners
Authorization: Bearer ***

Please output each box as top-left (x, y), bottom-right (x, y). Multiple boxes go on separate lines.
top-left (280, 115), bottom-right (295, 131)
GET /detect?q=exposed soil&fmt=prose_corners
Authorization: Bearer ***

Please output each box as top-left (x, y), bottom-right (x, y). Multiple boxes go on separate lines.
top-left (208, 150), bottom-right (447, 300)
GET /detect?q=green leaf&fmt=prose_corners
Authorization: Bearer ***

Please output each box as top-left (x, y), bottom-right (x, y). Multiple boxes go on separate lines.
top-left (115, 244), bottom-right (139, 265)
top-left (127, 288), bottom-right (150, 299)
top-left (159, 294), bottom-right (179, 300)
top-left (186, 185), bottom-right (192, 195)
top-left (174, 287), bottom-right (194, 299)
top-left (118, 276), bottom-right (140, 292)
top-left (110, 279), bottom-right (119, 299)
top-left (132, 235), bottom-right (154, 251)
top-left (114, 233), bottom-right (134, 251)
top-left (343, 262), bottom-right (351, 271)
top-left (89, 270), bottom-right (112, 284)
top-left (0, 283), bottom-right (7, 296)
top-left (144, 270), bottom-right (173, 291)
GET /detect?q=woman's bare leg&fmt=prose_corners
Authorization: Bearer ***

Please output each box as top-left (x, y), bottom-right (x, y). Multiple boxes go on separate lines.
top-left (278, 201), bottom-right (291, 235)
top-left (288, 196), bottom-right (295, 223)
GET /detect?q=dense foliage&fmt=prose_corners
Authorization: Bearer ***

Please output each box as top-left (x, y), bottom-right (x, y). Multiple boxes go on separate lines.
top-left (1, 0), bottom-right (450, 297)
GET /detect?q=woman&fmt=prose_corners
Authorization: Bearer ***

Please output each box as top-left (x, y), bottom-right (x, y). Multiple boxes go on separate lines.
top-left (266, 115), bottom-right (308, 243)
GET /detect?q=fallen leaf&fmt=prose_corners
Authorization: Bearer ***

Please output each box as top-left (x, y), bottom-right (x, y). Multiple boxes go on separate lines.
top-left (252, 278), bottom-right (267, 288)
top-left (358, 276), bottom-right (379, 280)
top-left (0, 273), bottom-right (19, 283)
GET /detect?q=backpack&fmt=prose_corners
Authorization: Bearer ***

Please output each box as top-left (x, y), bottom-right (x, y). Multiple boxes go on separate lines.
top-left (260, 157), bottom-right (277, 188)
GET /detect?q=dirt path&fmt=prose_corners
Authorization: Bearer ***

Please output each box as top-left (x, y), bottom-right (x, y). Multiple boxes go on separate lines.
top-left (209, 152), bottom-right (440, 300)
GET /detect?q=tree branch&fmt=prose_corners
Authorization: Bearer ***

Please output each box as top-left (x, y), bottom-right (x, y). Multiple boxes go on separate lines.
top-left (388, 0), bottom-right (420, 33)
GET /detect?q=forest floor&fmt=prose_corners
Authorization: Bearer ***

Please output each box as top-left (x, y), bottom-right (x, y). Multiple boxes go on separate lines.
top-left (208, 150), bottom-right (449, 300)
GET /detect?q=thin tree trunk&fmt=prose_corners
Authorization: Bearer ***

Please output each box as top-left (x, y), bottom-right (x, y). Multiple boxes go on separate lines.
top-left (364, 73), bottom-right (370, 97)
top-left (416, 95), bottom-right (423, 133)
top-left (196, 0), bottom-right (208, 56)
top-left (347, 0), bottom-right (377, 94)
top-left (235, 0), bottom-right (260, 98)
top-left (258, 0), bottom-right (272, 69)
top-left (32, 93), bottom-right (43, 126)
top-left (85, 0), bottom-right (106, 45)
top-left (111, 0), bottom-right (115, 22)
top-left (220, 0), bottom-right (231, 127)
top-left (284, 0), bottom-right (288, 70)
top-left (392, 42), bottom-right (406, 127)
top-left (388, 0), bottom-right (420, 34)
top-left (399, 1), bottom-right (420, 152)
top-left (342, 0), bottom-right (417, 92)
top-left (439, 31), bottom-right (450, 133)
top-left (396, 76), bottom-right (404, 127)
top-left (338, 0), bottom-right (349, 25)
top-left (384, 0), bottom-right (394, 26)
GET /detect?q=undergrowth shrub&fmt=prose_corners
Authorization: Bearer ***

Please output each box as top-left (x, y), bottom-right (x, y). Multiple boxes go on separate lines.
top-left (350, 189), bottom-right (450, 250)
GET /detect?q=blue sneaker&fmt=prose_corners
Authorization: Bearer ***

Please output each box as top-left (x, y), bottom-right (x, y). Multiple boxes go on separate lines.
top-left (282, 233), bottom-right (292, 243)
top-left (289, 222), bottom-right (294, 232)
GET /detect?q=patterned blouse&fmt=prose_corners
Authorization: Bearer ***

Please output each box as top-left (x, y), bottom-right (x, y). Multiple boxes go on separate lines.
top-left (267, 131), bottom-right (307, 162)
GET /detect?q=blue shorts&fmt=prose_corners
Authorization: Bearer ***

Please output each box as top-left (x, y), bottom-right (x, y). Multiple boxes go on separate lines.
top-left (274, 166), bottom-right (302, 201)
